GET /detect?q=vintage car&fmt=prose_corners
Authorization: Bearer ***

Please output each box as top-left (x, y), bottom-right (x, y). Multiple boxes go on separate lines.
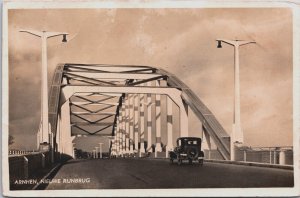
top-left (169, 137), bottom-right (204, 165)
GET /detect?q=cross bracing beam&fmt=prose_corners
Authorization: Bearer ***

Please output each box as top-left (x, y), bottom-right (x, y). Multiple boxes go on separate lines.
top-left (64, 72), bottom-right (162, 80)
top-left (65, 63), bottom-right (152, 68)
top-left (73, 95), bottom-right (117, 103)
top-left (65, 85), bottom-right (180, 89)
top-left (71, 122), bottom-right (114, 126)
top-left (66, 65), bottom-right (155, 74)
top-left (64, 73), bottom-right (117, 86)
top-left (66, 76), bottom-right (125, 84)
top-left (71, 112), bottom-right (116, 115)
top-left (73, 125), bottom-right (113, 135)
top-left (69, 79), bottom-right (127, 83)
top-left (66, 77), bottom-right (101, 86)
top-left (70, 102), bottom-right (119, 106)
top-left (70, 103), bottom-right (116, 113)
top-left (74, 93), bottom-right (122, 97)
top-left (72, 114), bottom-right (114, 124)
top-left (120, 68), bottom-right (155, 73)
top-left (65, 64), bottom-right (153, 72)
top-left (66, 65), bottom-right (113, 73)
top-left (128, 75), bottom-right (167, 86)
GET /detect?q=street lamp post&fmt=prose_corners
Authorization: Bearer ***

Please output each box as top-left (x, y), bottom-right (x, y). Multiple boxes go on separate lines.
top-left (93, 149), bottom-right (96, 159)
top-left (20, 30), bottom-right (68, 151)
top-left (216, 39), bottom-right (255, 161)
top-left (99, 143), bottom-right (104, 159)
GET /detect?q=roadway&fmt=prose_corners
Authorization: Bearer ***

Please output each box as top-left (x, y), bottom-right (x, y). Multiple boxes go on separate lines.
top-left (45, 158), bottom-right (293, 189)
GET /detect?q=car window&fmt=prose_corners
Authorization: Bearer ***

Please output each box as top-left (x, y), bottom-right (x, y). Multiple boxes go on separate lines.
top-left (186, 140), bottom-right (199, 145)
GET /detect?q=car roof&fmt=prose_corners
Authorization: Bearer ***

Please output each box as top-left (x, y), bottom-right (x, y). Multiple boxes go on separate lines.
top-left (177, 137), bottom-right (202, 141)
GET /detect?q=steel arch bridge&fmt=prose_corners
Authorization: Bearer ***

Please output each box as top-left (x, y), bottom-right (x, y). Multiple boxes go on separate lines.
top-left (44, 63), bottom-right (231, 160)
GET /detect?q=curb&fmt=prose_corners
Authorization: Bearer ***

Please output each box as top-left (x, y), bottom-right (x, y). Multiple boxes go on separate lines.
top-left (205, 159), bottom-right (294, 170)
top-left (32, 163), bottom-right (61, 190)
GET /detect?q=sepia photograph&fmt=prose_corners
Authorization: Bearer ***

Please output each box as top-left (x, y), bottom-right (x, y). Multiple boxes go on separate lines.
top-left (2, 0), bottom-right (300, 197)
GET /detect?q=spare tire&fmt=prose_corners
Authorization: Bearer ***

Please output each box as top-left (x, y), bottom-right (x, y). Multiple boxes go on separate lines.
top-left (187, 147), bottom-right (199, 160)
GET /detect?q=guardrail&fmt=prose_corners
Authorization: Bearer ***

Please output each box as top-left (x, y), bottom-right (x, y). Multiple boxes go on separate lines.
top-left (9, 150), bottom-right (37, 155)
top-left (204, 147), bottom-right (293, 165)
top-left (9, 152), bottom-right (51, 182)
top-left (235, 147), bottom-right (293, 165)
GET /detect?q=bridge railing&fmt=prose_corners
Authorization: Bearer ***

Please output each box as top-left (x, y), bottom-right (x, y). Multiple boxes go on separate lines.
top-left (9, 152), bottom-right (51, 182)
top-left (8, 150), bottom-right (37, 156)
top-left (204, 147), bottom-right (293, 165)
top-left (235, 147), bottom-right (293, 165)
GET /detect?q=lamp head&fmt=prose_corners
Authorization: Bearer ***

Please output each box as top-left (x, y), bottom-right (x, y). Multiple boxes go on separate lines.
top-left (62, 34), bottom-right (67, 42)
top-left (217, 40), bottom-right (222, 48)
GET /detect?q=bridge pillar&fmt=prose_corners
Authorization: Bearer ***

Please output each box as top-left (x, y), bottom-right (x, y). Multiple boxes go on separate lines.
top-left (125, 94), bottom-right (130, 153)
top-left (49, 127), bottom-right (54, 163)
top-left (56, 114), bottom-right (62, 154)
top-left (129, 94), bottom-right (134, 153)
top-left (60, 100), bottom-right (76, 158)
top-left (203, 126), bottom-right (211, 160)
top-left (56, 75), bottom-right (69, 156)
top-left (179, 101), bottom-right (189, 137)
top-left (279, 150), bottom-right (286, 165)
top-left (120, 119), bottom-right (124, 156)
top-left (72, 143), bottom-right (76, 159)
top-left (166, 96), bottom-right (173, 158)
top-left (121, 102), bottom-right (126, 156)
top-left (155, 81), bottom-right (162, 155)
top-left (111, 139), bottom-right (114, 156)
top-left (134, 94), bottom-right (139, 153)
top-left (116, 117), bottom-right (120, 155)
top-left (112, 139), bottom-right (116, 156)
top-left (274, 150), bottom-right (278, 164)
top-left (139, 93), bottom-right (145, 156)
top-left (146, 82), bottom-right (152, 153)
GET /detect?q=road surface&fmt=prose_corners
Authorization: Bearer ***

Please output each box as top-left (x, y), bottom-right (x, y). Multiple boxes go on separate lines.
top-left (45, 158), bottom-right (293, 189)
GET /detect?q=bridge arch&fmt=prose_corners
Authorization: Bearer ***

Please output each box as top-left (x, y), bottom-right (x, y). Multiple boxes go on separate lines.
top-left (45, 63), bottom-right (231, 160)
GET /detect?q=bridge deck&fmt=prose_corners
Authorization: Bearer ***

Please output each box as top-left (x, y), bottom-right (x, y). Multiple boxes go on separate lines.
top-left (45, 159), bottom-right (293, 189)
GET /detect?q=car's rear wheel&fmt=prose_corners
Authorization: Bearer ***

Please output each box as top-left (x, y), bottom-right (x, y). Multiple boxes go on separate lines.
top-left (199, 159), bottom-right (203, 166)
top-left (177, 159), bottom-right (182, 165)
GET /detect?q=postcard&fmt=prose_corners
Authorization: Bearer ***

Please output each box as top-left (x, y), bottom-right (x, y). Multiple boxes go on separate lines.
top-left (2, 0), bottom-right (300, 197)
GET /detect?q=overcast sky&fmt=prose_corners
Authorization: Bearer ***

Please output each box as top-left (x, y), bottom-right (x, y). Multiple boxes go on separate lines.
top-left (8, 8), bottom-right (292, 151)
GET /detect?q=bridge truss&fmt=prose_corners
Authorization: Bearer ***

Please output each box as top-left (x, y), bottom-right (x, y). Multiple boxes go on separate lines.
top-left (46, 64), bottom-right (231, 160)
